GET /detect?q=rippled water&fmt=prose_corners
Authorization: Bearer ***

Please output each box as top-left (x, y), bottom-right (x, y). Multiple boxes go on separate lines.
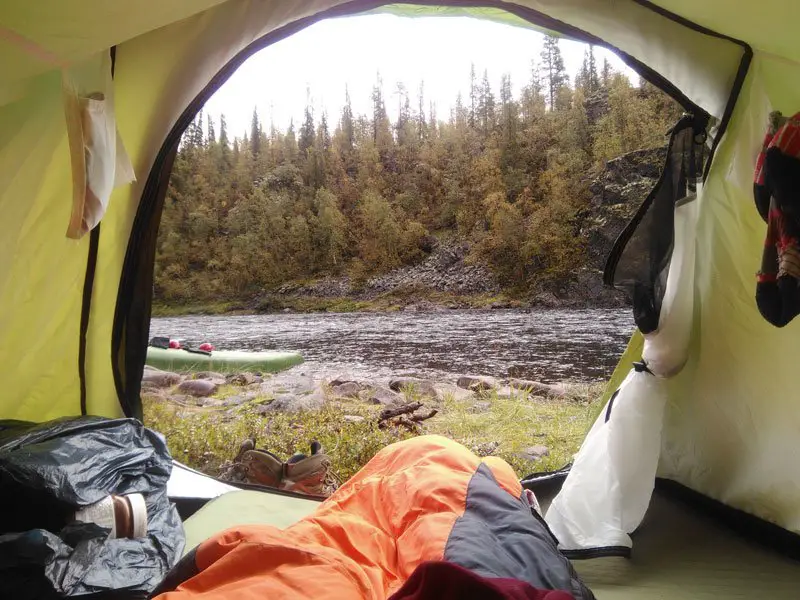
top-left (150, 309), bottom-right (634, 383)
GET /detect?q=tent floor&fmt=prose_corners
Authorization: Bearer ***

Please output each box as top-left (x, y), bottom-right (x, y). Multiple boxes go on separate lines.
top-left (181, 488), bottom-right (800, 598)
top-left (572, 493), bottom-right (800, 599)
top-left (182, 489), bottom-right (319, 553)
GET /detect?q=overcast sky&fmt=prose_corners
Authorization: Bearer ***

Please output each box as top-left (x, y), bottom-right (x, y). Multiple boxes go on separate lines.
top-left (203, 14), bottom-right (634, 137)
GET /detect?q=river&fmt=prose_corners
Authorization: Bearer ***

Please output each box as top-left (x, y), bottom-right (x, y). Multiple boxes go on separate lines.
top-left (150, 308), bottom-right (634, 383)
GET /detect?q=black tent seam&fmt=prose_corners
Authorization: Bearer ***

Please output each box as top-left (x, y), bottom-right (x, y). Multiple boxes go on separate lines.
top-left (702, 44), bottom-right (753, 181)
top-left (111, 1), bottom-right (748, 415)
top-left (562, 546), bottom-right (632, 560)
top-left (604, 388), bottom-right (621, 423)
top-left (77, 46), bottom-right (116, 416)
top-left (78, 225), bottom-right (101, 415)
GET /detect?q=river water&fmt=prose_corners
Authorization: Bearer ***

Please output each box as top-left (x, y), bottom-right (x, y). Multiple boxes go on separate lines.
top-left (150, 308), bottom-right (634, 383)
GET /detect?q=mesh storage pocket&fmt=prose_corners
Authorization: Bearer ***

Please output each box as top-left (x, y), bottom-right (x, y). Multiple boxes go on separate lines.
top-left (604, 114), bottom-right (708, 334)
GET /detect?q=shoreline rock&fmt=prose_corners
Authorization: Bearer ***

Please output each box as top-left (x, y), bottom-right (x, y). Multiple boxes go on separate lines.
top-left (142, 365), bottom-right (588, 414)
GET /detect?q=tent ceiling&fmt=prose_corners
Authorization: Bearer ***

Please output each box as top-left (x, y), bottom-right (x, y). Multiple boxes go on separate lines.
top-left (651, 0), bottom-right (800, 64)
top-left (0, 0), bottom-right (795, 90)
top-left (0, 0), bottom-right (228, 87)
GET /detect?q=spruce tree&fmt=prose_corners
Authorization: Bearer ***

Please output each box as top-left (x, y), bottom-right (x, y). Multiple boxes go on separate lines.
top-left (206, 114), bottom-right (216, 145)
top-left (299, 90), bottom-right (316, 156)
top-left (540, 35), bottom-right (568, 110)
top-left (480, 69), bottom-right (496, 135)
top-left (417, 81), bottom-right (427, 140)
top-left (250, 108), bottom-right (261, 157)
top-left (341, 85), bottom-right (355, 151)
top-left (469, 63), bottom-right (478, 128)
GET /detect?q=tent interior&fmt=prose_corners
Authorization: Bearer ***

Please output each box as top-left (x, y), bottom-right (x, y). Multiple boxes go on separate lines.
top-left (1, 0), bottom-right (799, 597)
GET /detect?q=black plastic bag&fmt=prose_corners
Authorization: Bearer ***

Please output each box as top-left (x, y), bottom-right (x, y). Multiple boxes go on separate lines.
top-left (0, 416), bottom-right (184, 598)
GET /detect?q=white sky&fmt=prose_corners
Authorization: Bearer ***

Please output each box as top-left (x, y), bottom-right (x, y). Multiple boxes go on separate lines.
top-left (203, 14), bottom-right (635, 137)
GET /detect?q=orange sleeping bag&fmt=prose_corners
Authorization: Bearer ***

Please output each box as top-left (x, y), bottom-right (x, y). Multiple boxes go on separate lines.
top-left (154, 435), bottom-right (593, 599)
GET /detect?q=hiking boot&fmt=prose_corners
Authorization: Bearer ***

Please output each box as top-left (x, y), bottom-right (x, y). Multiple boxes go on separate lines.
top-left (220, 438), bottom-right (283, 488)
top-left (218, 438), bottom-right (255, 483)
top-left (281, 441), bottom-right (340, 497)
top-left (240, 447), bottom-right (284, 488)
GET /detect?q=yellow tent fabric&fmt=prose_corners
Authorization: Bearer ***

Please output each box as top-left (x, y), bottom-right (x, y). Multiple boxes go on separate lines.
top-left (0, 0), bottom-right (798, 540)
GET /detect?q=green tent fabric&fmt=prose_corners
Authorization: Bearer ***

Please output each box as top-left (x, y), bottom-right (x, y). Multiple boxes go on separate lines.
top-left (181, 490), bottom-right (320, 555)
top-left (1, 0), bottom-right (799, 593)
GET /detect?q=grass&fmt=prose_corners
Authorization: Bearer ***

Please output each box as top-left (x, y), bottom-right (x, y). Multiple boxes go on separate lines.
top-left (254, 287), bottom-right (527, 314)
top-left (142, 382), bottom-right (600, 483)
top-left (151, 285), bottom-right (530, 317)
top-left (151, 300), bottom-right (248, 318)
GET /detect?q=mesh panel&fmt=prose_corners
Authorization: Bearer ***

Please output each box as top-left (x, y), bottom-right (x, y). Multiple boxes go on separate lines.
top-left (604, 114), bottom-right (708, 334)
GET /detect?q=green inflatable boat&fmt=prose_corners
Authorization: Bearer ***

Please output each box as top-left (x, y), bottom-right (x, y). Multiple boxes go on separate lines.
top-left (146, 347), bottom-right (303, 374)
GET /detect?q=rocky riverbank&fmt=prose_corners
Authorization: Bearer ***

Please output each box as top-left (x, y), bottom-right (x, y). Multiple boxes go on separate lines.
top-left (141, 364), bottom-right (602, 482)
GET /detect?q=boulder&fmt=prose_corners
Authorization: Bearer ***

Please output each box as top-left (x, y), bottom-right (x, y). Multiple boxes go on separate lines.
top-left (469, 401), bottom-right (492, 414)
top-left (435, 383), bottom-right (475, 402)
top-left (343, 415), bottom-right (366, 423)
top-left (367, 386), bottom-right (403, 406)
top-left (389, 378), bottom-right (438, 399)
top-left (195, 371), bottom-right (224, 380)
top-left (141, 380), bottom-right (164, 392)
top-left (262, 387), bottom-right (327, 413)
top-left (510, 379), bottom-right (568, 398)
top-left (141, 370), bottom-right (182, 388)
top-left (177, 379), bottom-right (218, 397)
top-left (140, 386), bottom-right (166, 399)
top-left (328, 375), bottom-right (357, 387)
top-left (456, 375), bottom-right (497, 392)
top-left (517, 445), bottom-right (550, 462)
top-left (165, 394), bottom-right (194, 406)
top-left (222, 391), bottom-right (259, 406)
top-left (228, 372), bottom-right (263, 386)
top-left (193, 372), bottom-right (227, 386)
top-left (472, 441), bottom-right (500, 457)
top-left (495, 385), bottom-right (518, 400)
top-left (330, 381), bottom-right (362, 398)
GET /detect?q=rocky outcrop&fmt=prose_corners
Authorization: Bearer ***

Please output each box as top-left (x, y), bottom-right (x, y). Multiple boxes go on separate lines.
top-left (273, 241), bottom-right (500, 301)
top-left (580, 146), bottom-right (666, 271)
top-left (363, 242), bottom-right (499, 297)
top-left (541, 146), bottom-right (667, 309)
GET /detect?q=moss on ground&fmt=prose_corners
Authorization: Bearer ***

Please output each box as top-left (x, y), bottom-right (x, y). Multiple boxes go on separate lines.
top-left (142, 383), bottom-right (600, 483)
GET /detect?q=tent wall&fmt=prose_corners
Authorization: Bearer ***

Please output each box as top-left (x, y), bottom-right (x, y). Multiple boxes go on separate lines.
top-left (658, 54), bottom-right (800, 536)
top-left (0, 70), bottom-right (86, 421)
